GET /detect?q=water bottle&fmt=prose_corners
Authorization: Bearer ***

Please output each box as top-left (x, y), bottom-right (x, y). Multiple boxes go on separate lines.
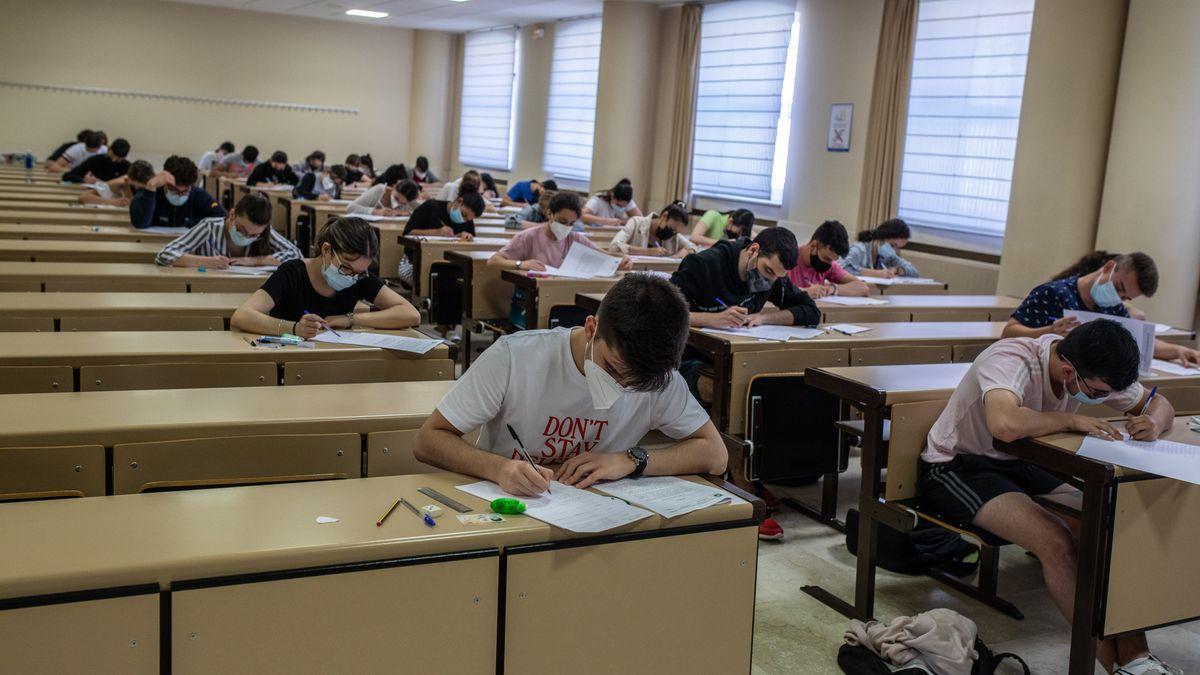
top-left (24, 152), bottom-right (33, 183)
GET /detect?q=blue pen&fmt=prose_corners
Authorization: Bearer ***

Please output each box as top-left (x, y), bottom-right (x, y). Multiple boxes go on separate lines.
top-left (714, 297), bottom-right (727, 309)
top-left (400, 498), bottom-right (436, 528)
top-left (304, 310), bottom-right (340, 337)
top-left (1138, 386), bottom-right (1158, 416)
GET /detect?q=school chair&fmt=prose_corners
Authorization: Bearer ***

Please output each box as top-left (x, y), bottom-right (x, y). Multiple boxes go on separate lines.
top-left (547, 305), bottom-right (590, 329)
top-left (0, 365), bottom-right (73, 394)
top-left (112, 432), bottom-right (361, 494)
top-left (61, 315), bottom-right (224, 332)
top-left (0, 444), bottom-right (106, 502)
top-left (281, 359), bottom-right (453, 386)
top-left (3, 317), bottom-right (54, 332)
top-left (80, 362), bottom-right (277, 391)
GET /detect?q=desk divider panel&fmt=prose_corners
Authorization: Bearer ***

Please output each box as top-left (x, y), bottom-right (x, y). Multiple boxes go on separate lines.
top-left (0, 444), bottom-right (106, 501)
top-left (45, 280), bottom-right (189, 293)
top-left (282, 358), bottom-right (453, 386)
top-left (4, 316), bottom-right (54, 332)
top-left (911, 310), bottom-right (991, 322)
top-left (851, 345), bottom-right (952, 367)
top-left (61, 315), bottom-right (224, 332)
top-left (952, 344), bottom-right (989, 363)
top-left (0, 365), bottom-right (73, 394)
top-left (80, 362), bottom-right (277, 392)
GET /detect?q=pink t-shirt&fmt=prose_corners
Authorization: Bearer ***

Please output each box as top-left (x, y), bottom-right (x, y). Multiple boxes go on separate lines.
top-left (497, 226), bottom-right (597, 268)
top-left (787, 255), bottom-right (849, 288)
top-left (922, 334), bottom-right (1143, 463)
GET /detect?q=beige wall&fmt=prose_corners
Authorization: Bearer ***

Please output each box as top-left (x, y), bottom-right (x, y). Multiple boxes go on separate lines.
top-left (647, 5), bottom-right (684, 210)
top-left (0, 0), bottom-right (423, 169)
top-left (409, 31), bottom-right (460, 181)
top-left (996, 0), bottom-right (1128, 297)
top-left (1096, 0), bottom-right (1200, 329)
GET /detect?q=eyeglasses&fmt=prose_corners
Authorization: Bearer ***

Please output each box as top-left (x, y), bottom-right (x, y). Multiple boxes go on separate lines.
top-left (332, 252), bottom-right (369, 280)
top-left (1064, 357), bottom-right (1111, 398)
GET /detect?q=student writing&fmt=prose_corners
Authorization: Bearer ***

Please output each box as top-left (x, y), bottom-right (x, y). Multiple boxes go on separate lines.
top-left (61, 138), bottom-right (131, 184)
top-left (246, 150), bottom-right (299, 187)
top-left (583, 178), bottom-right (643, 226)
top-left (607, 201), bottom-right (698, 258)
top-left (501, 178), bottom-right (556, 207)
top-left (46, 130), bottom-right (106, 173)
top-left (77, 160), bottom-right (153, 208)
top-left (347, 172), bottom-right (419, 217)
top-left (294, 165), bottom-right (345, 201)
top-left (198, 141), bottom-right (235, 173)
top-left (786, 220), bottom-right (870, 297)
top-left (841, 218), bottom-right (920, 278)
top-left (155, 193), bottom-right (301, 268)
top-left (45, 129), bottom-right (92, 167)
top-left (411, 155), bottom-right (438, 184)
top-left (691, 208), bottom-right (755, 247)
top-left (211, 145), bottom-right (259, 178)
top-left (128, 156), bottom-right (226, 229)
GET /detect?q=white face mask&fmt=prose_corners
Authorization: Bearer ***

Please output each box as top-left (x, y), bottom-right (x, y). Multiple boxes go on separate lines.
top-left (390, 191), bottom-right (402, 209)
top-left (321, 176), bottom-right (335, 191)
top-left (549, 220), bottom-right (573, 241)
top-left (584, 333), bottom-right (626, 410)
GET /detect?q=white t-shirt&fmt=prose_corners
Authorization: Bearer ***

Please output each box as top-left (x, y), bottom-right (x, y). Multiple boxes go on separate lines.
top-left (197, 150), bottom-right (224, 172)
top-left (436, 179), bottom-right (462, 202)
top-left (922, 334), bottom-right (1144, 463)
top-left (586, 194), bottom-right (638, 222)
top-left (61, 142), bottom-right (105, 169)
top-left (436, 327), bottom-right (709, 464)
top-left (89, 181), bottom-right (115, 200)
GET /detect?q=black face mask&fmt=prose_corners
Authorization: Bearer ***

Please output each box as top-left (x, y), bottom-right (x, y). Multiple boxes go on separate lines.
top-left (809, 253), bottom-right (831, 273)
top-left (725, 227), bottom-right (741, 239)
top-left (655, 225), bottom-right (675, 241)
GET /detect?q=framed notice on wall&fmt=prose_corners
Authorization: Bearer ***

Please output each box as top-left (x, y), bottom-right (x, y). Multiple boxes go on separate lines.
top-left (827, 103), bottom-right (853, 152)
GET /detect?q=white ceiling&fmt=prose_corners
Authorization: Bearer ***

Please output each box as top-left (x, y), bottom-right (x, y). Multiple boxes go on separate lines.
top-left (169, 0), bottom-right (676, 33)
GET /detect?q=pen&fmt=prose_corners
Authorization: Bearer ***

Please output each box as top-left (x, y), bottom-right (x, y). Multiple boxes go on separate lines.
top-left (714, 297), bottom-right (727, 309)
top-left (507, 424), bottom-right (549, 494)
top-left (1138, 386), bottom-right (1158, 416)
top-left (376, 498), bottom-right (400, 527)
top-left (304, 310), bottom-right (340, 337)
top-left (400, 497), bottom-right (436, 527)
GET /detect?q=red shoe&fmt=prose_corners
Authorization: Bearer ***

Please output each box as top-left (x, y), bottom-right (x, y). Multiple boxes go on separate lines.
top-left (758, 517), bottom-right (784, 541)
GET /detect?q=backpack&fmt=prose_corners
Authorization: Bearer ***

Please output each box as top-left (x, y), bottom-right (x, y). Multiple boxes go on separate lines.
top-left (845, 508), bottom-right (979, 577)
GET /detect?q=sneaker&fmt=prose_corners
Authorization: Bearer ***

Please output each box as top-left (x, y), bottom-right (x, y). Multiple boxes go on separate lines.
top-left (758, 517), bottom-right (784, 541)
top-left (1116, 655), bottom-right (1183, 675)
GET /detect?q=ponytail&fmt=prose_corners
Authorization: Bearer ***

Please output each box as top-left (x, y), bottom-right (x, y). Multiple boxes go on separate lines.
top-left (1052, 251), bottom-right (1119, 281)
top-left (859, 218), bottom-right (911, 243)
top-left (661, 200), bottom-right (688, 224)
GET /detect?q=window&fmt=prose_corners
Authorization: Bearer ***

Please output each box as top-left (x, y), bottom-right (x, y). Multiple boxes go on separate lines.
top-left (897, 0), bottom-right (1036, 239)
top-left (691, 0), bottom-right (800, 204)
top-left (543, 17), bottom-right (602, 183)
top-left (459, 27), bottom-right (519, 170)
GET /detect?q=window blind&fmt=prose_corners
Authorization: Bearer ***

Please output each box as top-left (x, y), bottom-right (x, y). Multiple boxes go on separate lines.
top-left (543, 17), bottom-right (602, 182)
top-left (691, 0), bottom-right (798, 203)
top-left (897, 0), bottom-right (1036, 238)
top-left (459, 28), bottom-right (518, 170)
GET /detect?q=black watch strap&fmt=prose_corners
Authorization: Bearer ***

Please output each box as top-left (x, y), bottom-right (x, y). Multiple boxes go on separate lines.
top-left (628, 446), bottom-right (648, 479)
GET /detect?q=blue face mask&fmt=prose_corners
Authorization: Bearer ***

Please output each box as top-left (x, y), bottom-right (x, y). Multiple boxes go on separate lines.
top-left (1065, 358), bottom-right (1110, 404)
top-left (322, 253), bottom-right (358, 292)
top-left (449, 207), bottom-right (465, 225)
top-left (228, 222), bottom-right (259, 247)
top-left (1089, 267), bottom-right (1122, 308)
top-left (165, 189), bottom-right (190, 207)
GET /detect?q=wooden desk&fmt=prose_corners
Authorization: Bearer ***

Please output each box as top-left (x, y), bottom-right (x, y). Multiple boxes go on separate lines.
top-left (0, 291), bottom-right (246, 329)
top-left (402, 236), bottom-right (508, 298)
top-left (859, 278), bottom-right (950, 295)
top-left (0, 472), bottom-right (759, 674)
top-left (0, 191), bottom-right (87, 204)
top-left (0, 239), bottom-right (160, 264)
top-left (0, 201), bottom-right (129, 216)
top-left (0, 261), bottom-right (267, 293)
top-left (0, 209), bottom-right (129, 226)
top-left (815, 295), bottom-right (1021, 322)
top-left (274, 194), bottom-right (353, 241)
top-left (0, 223), bottom-right (176, 244)
top-left (503, 270), bottom-right (622, 330)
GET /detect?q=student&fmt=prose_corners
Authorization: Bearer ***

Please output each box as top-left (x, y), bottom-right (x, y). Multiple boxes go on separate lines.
top-left (502, 178), bottom-right (557, 207)
top-left (691, 208), bottom-right (755, 247)
top-left (1003, 251), bottom-right (1200, 365)
top-left (608, 201), bottom-right (698, 258)
top-left (128, 156), bottom-right (226, 229)
top-left (786, 220), bottom-right (870, 298)
top-left (155, 193), bottom-right (301, 268)
top-left (412, 273), bottom-right (727, 496)
top-left (359, 154), bottom-right (376, 181)
top-left (920, 319), bottom-right (1177, 675)
top-left (411, 155), bottom-right (439, 184)
top-left (347, 176), bottom-right (420, 217)
top-left (342, 154), bottom-right (373, 186)
top-left (436, 170), bottom-right (481, 202)
top-left (480, 173), bottom-right (500, 200)
top-left (294, 165), bottom-right (346, 201)
top-left (198, 142), bottom-right (235, 173)
top-left (212, 145), bottom-right (260, 178)
top-left (841, 218), bottom-right (920, 278)
top-left (230, 216), bottom-right (420, 338)
top-left (46, 129), bottom-right (92, 166)
top-left (78, 160), bottom-right (153, 207)
top-left (583, 178), bottom-right (643, 226)
top-left (298, 150), bottom-right (325, 176)
top-left (403, 191), bottom-right (483, 238)
top-left (503, 189), bottom-right (569, 231)
top-left (46, 130), bottom-right (105, 173)
top-left (246, 151), bottom-right (299, 187)
top-left (62, 138), bottom-right (131, 184)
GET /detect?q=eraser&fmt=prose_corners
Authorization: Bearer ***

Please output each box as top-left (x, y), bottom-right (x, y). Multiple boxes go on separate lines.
top-left (422, 504), bottom-right (443, 518)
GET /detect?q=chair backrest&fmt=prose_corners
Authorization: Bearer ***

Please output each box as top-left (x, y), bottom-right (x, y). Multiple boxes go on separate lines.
top-left (3, 316), bottom-right (54, 332)
top-left (282, 359), bottom-right (453, 386)
top-left (0, 444), bottom-right (105, 501)
top-left (112, 432), bottom-right (361, 494)
top-left (851, 345), bottom-right (951, 367)
top-left (61, 315), bottom-right (224, 332)
top-left (80, 362), bottom-right (276, 391)
top-left (744, 373), bottom-right (841, 482)
top-left (45, 280), bottom-right (188, 293)
top-left (953, 344), bottom-right (989, 363)
top-left (884, 399), bottom-right (951, 501)
top-left (821, 308), bottom-right (909, 323)
top-left (911, 311), bottom-right (991, 322)
top-left (0, 365), bottom-right (73, 393)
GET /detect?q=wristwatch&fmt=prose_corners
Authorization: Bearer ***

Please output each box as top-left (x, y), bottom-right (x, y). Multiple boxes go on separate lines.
top-left (627, 446), bottom-right (648, 479)
top-left (345, 312), bottom-right (355, 329)
top-left (515, 260), bottom-right (523, 270)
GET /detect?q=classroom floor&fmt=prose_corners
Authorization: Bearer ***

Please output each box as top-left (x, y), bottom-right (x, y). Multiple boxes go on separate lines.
top-left (752, 452), bottom-right (1200, 674)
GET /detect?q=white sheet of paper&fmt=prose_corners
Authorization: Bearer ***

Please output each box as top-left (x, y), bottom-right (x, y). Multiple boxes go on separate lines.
top-left (81, 203), bottom-right (124, 210)
top-left (700, 325), bottom-right (824, 342)
top-left (311, 331), bottom-right (441, 355)
top-left (1155, 323), bottom-right (1173, 334)
top-left (628, 255), bottom-right (673, 264)
top-left (821, 296), bottom-right (888, 306)
top-left (889, 277), bottom-right (941, 285)
top-left (1065, 310), bottom-right (1155, 374)
top-left (827, 323), bottom-right (871, 335)
top-left (411, 235), bottom-right (461, 242)
top-left (351, 214), bottom-right (388, 222)
top-left (1077, 433), bottom-right (1200, 486)
top-left (456, 480), bottom-right (652, 533)
top-left (594, 477), bottom-right (744, 519)
top-left (140, 226), bottom-right (191, 236)
top-left (540, 244), bottom-right (620, 279)
top-left (1151, 359), bottom-right (1200, 377)
top-left (219, 265), bottom-right (278, 275)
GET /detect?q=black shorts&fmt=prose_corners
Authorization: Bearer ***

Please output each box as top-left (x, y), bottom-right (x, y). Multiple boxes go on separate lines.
top-left (918, 455), bottom-right (1065, 526)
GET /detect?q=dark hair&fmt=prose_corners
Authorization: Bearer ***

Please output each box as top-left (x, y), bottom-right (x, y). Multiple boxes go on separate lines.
top-left (375, 164), bottom-right (409, 187)
top-left (164, 155), bottom-right (198, 187)
top-left (95, 131), bottom-right (108, 146)
top-left (661, 200), bottom-right (689, 224)
top-left (269, 150), bottom-right (288, 164)
top-left (459, 170), bottom-right (482, 195)
top-left (395, 180), bottom-right (420, 202)
top-left (415, 156), bottom-right (429, 172)
top-left (110, 138), bottom-right (130, 158)
top-left (328, 165), bottom-right (347, 181)
top-left (306, 150), bottom-right (325, 165)
top-left (219, 141), bottom-right (235, 153)
top-left (319, 216), bottom-right (378, 260)
top-left (233, 193), bottom-right (275, 258)
top-left (607, 178), bottom-right (633, 203)
top-left (345, 153), bottom-right (361, 166)
top-left (812, 220), bottom-right (850, 257)
top-left (82, 131), bottom-right (104, 149)
top-left (76, 129), bottom-right (93, 142)
top-left (1119, 252), bottom-right (1158, 297)
top-left (727, 209), bottom-right (755, 232)
top-left (1057, 319), bottom-right (1141, 391)
top-left (859, 218), bottom-right (910, 243)
top-left (753, 227), bottom-right (800, 270)
top-left (480, 172), bottom-right (498, 195)
top-left (127, 159), bottom-right (155, 185)
top-left (457, 191), bottom-right (486, 218)
top-left (243, 146), bottom-right (260, 163)
top-left (360, 154), bottom-right (374, 172)
top-left (1053, 250), bottom-right (1118, 280)
top-left (595, 274), bottom-right (690, 392)
top-left (542, 179), bottom-right (558, 192)
top-left (549, 191), bottom-right (583, 219)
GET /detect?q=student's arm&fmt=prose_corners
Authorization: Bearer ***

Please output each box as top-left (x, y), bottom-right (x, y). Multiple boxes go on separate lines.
top-left (155, 224), bottom-right (231, 268)
top-left (128, 189), bottom-right (157, 229)
top-left (488, 239), bottom-right (547, 271)
top-left (606, 222), bottom-right (636, 254)
top-left (61, 159), bottom-right (90, 184)
top-left (282, 167), bottom-right (300, 186)
top-left (582, 209), bottom-right (621, 227)
top-left (556, 419), bottom-right (727, 489)
top-left (325, 284), bottom-right (419, 330)
top-left (830, 265), bottom-right (870, 297)
top-left (46, 158), bottom-right (70, 173)
top-left (625, 204), bottom-right (644, 218)
top-left (1001, 317), bottom-right (1079, 339)
top-left (230, 289), bottom-right (295, 336)
top-left (984, 388), bottom-right (1122, 443)
top-left (748, 280), bottom-right (821, 327)
top-left (1119, 389), bottom-right (1175, 441)
top-left (345, 185), bottom-right (386, 215)
top-left (1153, 339), bottom-right (1200, 367)
top-left (891, 255), bottom-right (920, 278)
top-left (689, 221), bottom-right (719, 247)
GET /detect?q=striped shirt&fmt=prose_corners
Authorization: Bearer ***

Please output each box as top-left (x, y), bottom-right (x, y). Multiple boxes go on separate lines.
top-left (155, 217), bottom-right (302, 266)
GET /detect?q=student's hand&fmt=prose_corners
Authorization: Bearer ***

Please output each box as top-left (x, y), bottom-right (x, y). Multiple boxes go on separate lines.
top-left (555, 452), bottom-right (636, 489)
top-left (228, 257), bottom-right (268, 267)
top-left (709, 306), bottom-right (749, 328)
top-left (203, 255), bottom-right (232, 269)
top-left (1070, 415), bottom-right (1123, 441)
top-left (804, 284), bottom-right (834, 299)
top-left (82, 172), bottom-right (97, 184)
top-left (295, 313), bottom-right (325, 339)
top-left (317, 194), bottom-right (331, 202)
top-left (438, 226), bottom-right (455, 237)
top-left (324, 314), bottom-right (353, 329)
top-left (114, 196), bottom-right (131, 207)
top-left (1172, 346), bottom-right (1200, 367)
top-left (743, 313), bottom-right (768, 328)
top-left (880, 268), bottom-right (897, 279)
top-left (148, 171), bottom-right (175, 190)
top-left (617, 256), bottom-right (633, 271)
top-left (1049, 315), bottom-right (1080, 337)
top-left (521, 259), bottom-right (548, 272)
top-left (1126, 414), bottom-right (1163, 441)
top-left (458, 232), bottom-right (474, 242)
top-left (497, 459), bottom-right (554, 496)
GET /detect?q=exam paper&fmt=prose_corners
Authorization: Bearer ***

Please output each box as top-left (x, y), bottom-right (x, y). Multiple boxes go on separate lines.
top-left (1065, 310), bottom-right (1154, 374)
top-left (140, 226), bottom-right (191, 236)
top-left (1150, 359), bottom-right (1200, 376)
top-left (857, 276), bottom-right (940, 286)
top-left (351, 214), bottom-right (389, 222)
top-left (821, 296), bottom-right (888, 306)
top-left (311, 331), bottom-right (442, 355)
top-left (1155, 323), bottom-right (1173, 334)
top-left (539, 244), bottom-right (620, 279)
top-left (219, 265), bottom-right (278, 275)
top-left (456, 480), bottom-right (652, 533)
top-left (1077, 433), bottom-right (1200, 486)
top-left (594, 476), bottom-right (744, 519)
top-left (826, 323), bottom-right (871, 335)
top-left (700, 325), bottom-right (824, 341)
top-left (628, 255), bottom-right (675, 264)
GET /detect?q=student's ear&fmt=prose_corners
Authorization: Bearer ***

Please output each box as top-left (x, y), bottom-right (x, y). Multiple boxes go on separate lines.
top-left (583, 315), bottom-right (598, 339)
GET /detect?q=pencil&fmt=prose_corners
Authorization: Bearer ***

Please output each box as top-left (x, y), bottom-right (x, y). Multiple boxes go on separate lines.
top-left (376, 498), bottom-right (400, 527)
top-left (304, 309), bottom-right (340, 337)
